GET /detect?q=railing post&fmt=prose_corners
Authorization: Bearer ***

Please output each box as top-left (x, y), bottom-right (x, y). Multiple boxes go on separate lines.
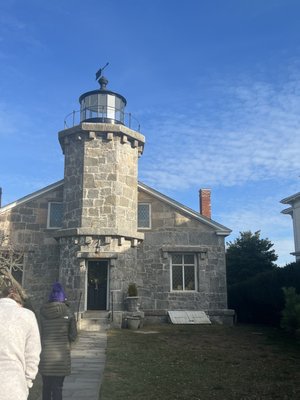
top-left (76, 291), bottom-right (82, 322)
top-left (111, 290), bottom-right (114, 322)
top-left (129, 113), bottom-right (132, 128)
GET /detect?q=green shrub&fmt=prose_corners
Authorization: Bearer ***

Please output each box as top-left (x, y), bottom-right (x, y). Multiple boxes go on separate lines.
top-left (228, 270), bottom-right (284, 325)
top-left (128, 282), bottom-right (138, 297)
top-left (280, 287), bottom-right (300, 335)
top-left (228, 261), bottom-right (300, 326)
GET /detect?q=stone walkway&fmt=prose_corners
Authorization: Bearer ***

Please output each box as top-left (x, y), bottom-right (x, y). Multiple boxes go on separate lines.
top-left (62, 330), bottom-right (107, 400)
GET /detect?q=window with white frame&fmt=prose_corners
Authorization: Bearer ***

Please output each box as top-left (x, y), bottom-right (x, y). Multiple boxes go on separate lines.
top-left (47, 202), bottom-right (63, 229)
top-left (171, 253), bottom-right (196, 291)
top-left (138, 203), bottom-right (151, 229)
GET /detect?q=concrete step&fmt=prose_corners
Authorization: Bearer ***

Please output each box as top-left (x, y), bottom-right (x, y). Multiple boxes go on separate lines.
top-left (79, 311), bottom-right (110, 332)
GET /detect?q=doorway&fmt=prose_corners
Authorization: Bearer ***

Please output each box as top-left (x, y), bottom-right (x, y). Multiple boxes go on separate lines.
top-left (87, 260), bottom-right (108, 310)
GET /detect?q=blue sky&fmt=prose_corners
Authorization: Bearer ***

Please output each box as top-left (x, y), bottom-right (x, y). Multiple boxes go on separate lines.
top-left (1, 0), bottom-right (300, 265)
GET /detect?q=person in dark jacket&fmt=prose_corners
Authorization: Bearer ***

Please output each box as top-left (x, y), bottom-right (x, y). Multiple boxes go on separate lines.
top-left (39, 282), bottom-right (77, 400)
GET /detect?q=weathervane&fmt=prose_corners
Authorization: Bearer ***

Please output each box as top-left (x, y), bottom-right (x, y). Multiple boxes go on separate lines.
top-left (96, 62), bottom-right (109, 88)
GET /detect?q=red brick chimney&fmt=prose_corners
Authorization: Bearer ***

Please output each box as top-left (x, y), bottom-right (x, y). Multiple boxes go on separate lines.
top-left (199, 189), bottom-right (211, 219)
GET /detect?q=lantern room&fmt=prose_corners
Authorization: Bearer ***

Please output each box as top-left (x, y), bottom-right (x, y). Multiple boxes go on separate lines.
top-left (79, 75), bottom-right (127, 125)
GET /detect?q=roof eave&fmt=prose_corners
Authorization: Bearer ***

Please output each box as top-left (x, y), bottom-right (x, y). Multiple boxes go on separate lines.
top-left (281, 207), bottom-right (293, 215)
top-left (138, 181), bottom-right (231, 235)
top-left (0, 180), bottom-right (64, 214)
top-left (280, 192), bottom-right (300, 205)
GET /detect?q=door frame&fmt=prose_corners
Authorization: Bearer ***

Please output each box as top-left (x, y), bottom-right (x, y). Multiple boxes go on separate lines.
top-left (85, 259), bottom-right (110, 311)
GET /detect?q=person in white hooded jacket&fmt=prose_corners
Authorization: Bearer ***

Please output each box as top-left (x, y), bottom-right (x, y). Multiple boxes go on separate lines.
top-left (0, 286), bottom-right (41, 400)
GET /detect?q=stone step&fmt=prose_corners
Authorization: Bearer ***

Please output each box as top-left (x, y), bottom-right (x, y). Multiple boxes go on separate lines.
top-left (78, 311), bottom-right (110, 332)
top-left (83, 310), bottom-right (110, 319)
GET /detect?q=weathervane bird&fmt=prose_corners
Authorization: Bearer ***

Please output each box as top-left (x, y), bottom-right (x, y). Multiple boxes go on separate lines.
top-left (96, 62), bottom-right (109, 81)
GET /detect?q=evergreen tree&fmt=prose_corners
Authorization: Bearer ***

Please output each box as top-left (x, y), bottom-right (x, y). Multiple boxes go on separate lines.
top-left (226, 230), bottom-right (278, 286)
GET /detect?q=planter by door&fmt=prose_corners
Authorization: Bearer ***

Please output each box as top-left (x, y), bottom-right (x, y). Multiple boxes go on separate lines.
top-left (87, 260), bottom-right (108, 310)
top-left (125, 296), bottom-right (139, 312)
top-left (127, 317), bottom-right (141, 330)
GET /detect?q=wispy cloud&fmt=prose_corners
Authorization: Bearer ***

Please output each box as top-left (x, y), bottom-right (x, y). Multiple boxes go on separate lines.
top-left (138, 72), bottom-right (300, 266)
top-left (139, 74), bottom-right (300, 190)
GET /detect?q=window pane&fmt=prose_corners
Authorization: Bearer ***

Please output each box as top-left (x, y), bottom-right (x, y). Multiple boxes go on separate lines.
top-left (49, 203), bottom-right (63, 228)
top-left (115, 97), bottom-right (121, 110)
top-left (172, 254), bottom-right (182, 264)
top-left (172, 265), bottom-right (183, 290)
top-left (138, 204), bottom-right (150, 228)
top-left (184, 265), bottom-right (195, 290)
top-left (171, 253), bottom-right (196, 291)
top-left (184, 254), bottom-right (194, 264)
top-left (98, 93), bottom-right (107, 107)
top-left (107, 95), bottom-right (115, 119)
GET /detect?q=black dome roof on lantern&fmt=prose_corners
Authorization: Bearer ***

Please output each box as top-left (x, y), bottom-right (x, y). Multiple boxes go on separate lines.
top-left (79, 65), bottom-right (127, 125)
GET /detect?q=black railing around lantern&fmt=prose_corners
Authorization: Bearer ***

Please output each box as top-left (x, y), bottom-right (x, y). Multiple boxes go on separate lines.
top-left (64, 106), bottom-right (141, 132)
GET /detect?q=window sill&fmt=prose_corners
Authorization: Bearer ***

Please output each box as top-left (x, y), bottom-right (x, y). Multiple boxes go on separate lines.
top-left (170, 290), bottom-right (197, 293)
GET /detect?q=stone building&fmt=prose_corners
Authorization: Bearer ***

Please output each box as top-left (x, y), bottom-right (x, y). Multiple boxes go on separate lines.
top-left (0, 74), bottom-right (233, 325)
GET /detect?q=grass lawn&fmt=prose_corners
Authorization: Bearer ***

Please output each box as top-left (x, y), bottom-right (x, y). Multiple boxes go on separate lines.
top-left (100, 324), bottom-right (300, 400)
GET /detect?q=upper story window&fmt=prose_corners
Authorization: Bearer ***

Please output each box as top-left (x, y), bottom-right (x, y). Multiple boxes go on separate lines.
top-left (171, 253), bottom-right (196, 291)
top-left (138, 203), bottom-right (151, 229)
top-left (47, 202), bottom-right (63, 229)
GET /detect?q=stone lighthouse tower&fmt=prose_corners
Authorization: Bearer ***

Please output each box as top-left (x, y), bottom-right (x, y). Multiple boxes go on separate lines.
top-left (56, 70), bottom-right (145, 317)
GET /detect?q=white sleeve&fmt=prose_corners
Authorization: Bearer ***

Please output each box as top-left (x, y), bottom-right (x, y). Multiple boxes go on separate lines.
top-left (24, 313), bottom-right (41, 388)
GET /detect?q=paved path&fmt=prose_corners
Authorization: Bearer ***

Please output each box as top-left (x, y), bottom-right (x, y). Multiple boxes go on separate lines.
top-left (63, 330), bottom-right (107, 400)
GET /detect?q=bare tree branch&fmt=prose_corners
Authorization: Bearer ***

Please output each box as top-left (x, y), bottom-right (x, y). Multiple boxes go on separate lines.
top-left (0, 232), bottom-right (28, 300)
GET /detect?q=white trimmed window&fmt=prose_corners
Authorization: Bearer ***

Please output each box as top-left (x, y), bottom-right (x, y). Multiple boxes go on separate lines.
top-left (47, 202), bottom-right (63, 229)
top-left (138, 203), bottom-right (151, 229)
top-left (171, 253), bottom-right (196, 291)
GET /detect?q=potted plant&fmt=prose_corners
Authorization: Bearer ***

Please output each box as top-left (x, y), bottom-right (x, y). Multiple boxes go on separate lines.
top-left (125, 283), bottom-right (144, 329)
top-left (128, 282), bottom-right (138, 297)
top-left (127, 315), bottom-right (141, 330)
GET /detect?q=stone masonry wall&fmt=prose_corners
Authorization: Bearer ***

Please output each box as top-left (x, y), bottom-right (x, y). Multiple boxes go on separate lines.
top-left (58, 234), bottom-right (139, 313)
top-left (62, 134), bottom-right (84, 229)
top-left (0, 185), bottom-right (63, 309)
top-left (0, 182), bottom-right (229, 318)
top-left (59, 123), bottom-right (144, 240)
top-left (137, 190), bottom-right (228, 315)
top-left (56, 122), bottom-right (144, 315)
top-left (81, 132), bottom-right (139, 233)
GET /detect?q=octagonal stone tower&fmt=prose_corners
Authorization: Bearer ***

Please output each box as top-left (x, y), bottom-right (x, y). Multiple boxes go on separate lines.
top-left (56, 74), bottom-right (145, 315)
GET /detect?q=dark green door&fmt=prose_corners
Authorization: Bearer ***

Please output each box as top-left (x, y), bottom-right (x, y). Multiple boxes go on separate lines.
top-left (87, 261), bottom-right (108, 310)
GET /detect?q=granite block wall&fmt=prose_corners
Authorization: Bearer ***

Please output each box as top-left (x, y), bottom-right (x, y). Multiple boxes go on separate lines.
top-left (0, 185), bottom-right (63, 309)
top-left (136, 190), bottom-right (228, 316)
